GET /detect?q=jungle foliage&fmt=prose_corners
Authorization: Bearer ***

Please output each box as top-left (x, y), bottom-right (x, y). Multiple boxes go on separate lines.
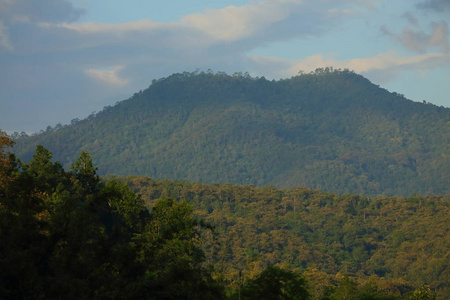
top-left (118, 175), bottom-right (449, 299)
top-left (0, 133), bottom-right (223, 299)
top-left (0, 133), bottom-right (446, 299)
top-left (11, 69), bottom-right (450, 196)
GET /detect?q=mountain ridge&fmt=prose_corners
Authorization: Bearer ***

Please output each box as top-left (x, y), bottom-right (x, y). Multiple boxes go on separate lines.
top-left (11, 69), bottom-right (450, 196)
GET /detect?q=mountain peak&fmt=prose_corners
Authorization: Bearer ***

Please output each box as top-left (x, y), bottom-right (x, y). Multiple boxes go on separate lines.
top-left (12, 71), bottom-right (450, 196)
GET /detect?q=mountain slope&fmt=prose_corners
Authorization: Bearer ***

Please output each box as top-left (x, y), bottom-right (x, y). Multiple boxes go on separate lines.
top-left (12, 69), bottom-right (450, 196)
top-left (119, 176), bottom-right (450, 298)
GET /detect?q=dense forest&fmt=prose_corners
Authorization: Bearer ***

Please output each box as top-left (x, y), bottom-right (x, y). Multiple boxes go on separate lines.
top-left (118, 175), bottom-right (449, 299)
top-left (11, 69), bottom-right (450, 196)
top-left (1, 132), bottom-right (223, 299)
top-left (2, 132), bottom-right (447, 299)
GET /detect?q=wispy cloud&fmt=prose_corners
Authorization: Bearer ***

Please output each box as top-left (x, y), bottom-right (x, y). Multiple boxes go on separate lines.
top-left (181, 1), bottom-right (300, 42)
top-left (85, 65), bottom-right (129, 86)
top-left (252, 51), bottom-right (450, 83)
top-left (382, 21), bottom-right (449, 53)
top-left (0, 0), bottom-right (381, 85)
top-left (54, 19), bottom-right (167, 34)
top-left (1, 0), bottom-right (449, 132)
top-left (0, 21), bottom-right (13, 51)
top-left (32, 0), bottom-right (377, 54)
top-left (0, 0), bottom-right (85, 24)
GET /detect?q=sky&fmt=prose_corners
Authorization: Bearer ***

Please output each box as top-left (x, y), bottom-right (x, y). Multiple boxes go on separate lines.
top-left (1, 0), bottom-right (449, 134)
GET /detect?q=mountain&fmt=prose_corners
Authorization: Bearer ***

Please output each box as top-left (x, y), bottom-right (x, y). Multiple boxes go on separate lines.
top-left (11, 68), bottom-right (450, 196)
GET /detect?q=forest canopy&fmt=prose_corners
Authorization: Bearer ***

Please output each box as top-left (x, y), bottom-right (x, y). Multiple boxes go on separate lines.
top-left (119, 175), bottom-right (449, 299)
top-left (1, 131), bottom-right (447, 299)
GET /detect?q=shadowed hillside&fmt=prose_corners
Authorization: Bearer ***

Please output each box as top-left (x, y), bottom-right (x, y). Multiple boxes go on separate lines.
top-left (12, 68), bottom-right (450, 196)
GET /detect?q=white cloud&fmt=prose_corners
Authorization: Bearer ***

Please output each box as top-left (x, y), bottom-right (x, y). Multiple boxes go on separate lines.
top-left (2, 0), bottom-right (450, 132)
top-left (346, 52), bottom-right (450, 73)
top-left (0, 1), bottom-right (441, 82)
top-left (85, 65), bottom-right (129, 87)
top-left (181, 1), bottom-right (292, 41)
top-left (251, 51), bottom-right (450, 82)
top-left (54, 19), bottom-right (167, 34)
top-left (0, 21), bottom-right (13, 51)
top-left (9, 0), bottom-right (382, 68)
top-left (32, 0), bottom-right (374, 52)
top-left (181, 0), bottom-right (380, 44)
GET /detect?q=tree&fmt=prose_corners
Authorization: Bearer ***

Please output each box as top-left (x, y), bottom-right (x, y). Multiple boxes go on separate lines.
top-left (132, 198), bottom-right (224, 299)
top-left (0, 130), bottom-right (15, 194)
top-left (0, 145), bottom-right (224, 299)
top-left (408, 285), bottom-right (436, 300)
top-left (71, 150), bottom-right (100, 194)
top-left (241, 266), bottom-right (311, 300)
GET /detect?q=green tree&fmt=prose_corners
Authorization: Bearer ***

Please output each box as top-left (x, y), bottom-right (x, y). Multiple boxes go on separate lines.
top-left (0, 130), bottom-right (15, 194)
top-left (408, 285), bottom-right (436, 300)
top-left (71, 150), bottom-right (100, 194)
top-left (0, 145), bottom-right (224, 299)
top-left (241, 266), bottom-right (311, 300)
top-left (132, 198), bottom-right (224, 299)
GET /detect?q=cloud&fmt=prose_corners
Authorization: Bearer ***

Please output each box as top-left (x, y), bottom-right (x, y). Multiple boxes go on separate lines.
top-left (34, 0), bottom-right (377, 55)
top-left (0, 0), bottom-right (85, 24)
top-left (4, 0), bottom-right (449, 132)
top-left (181, 1), bottom-right (297, 42)
top-left (181, 0), bottom-right (380, 46)
top-left (0, 21), bottom-right (13, 51)
top-left (251, 51), bottom-right (450, 83)
top-left (382, 21), bottom-right (449, 53)
top-left (55, 19), bottom-right (167, 34)
top-left (0, 0), bottom-right (85, 53)
top-left (85, 65), bottom-right (129, 86)
top-left (417, 0), bottom-right (450, 12)
top-left (3, 0), bottom-right (381, 75)
top-left (403, 13), bottom-right (419, 27)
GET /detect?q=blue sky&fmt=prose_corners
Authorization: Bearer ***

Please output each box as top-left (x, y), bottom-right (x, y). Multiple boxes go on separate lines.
top-left (1, 0), bottom-right (449, 133)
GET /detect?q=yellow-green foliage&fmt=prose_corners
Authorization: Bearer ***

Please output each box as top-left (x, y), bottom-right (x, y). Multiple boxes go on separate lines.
top-left (121, 176), bottom-right (449, 298)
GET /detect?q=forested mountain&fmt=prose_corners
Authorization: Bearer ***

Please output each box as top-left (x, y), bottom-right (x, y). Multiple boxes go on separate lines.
top-left (2, 134), bottom-right (447, 298)
top-left (12, 68), bottom-right (450, 196)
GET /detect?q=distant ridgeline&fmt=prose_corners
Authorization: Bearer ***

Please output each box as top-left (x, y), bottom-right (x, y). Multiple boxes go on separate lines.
top-left (12, 68), bottom-right (450, 196)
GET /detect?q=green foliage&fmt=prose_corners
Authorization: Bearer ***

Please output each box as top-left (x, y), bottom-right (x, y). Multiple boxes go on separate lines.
top-left (119, 176), bottom-right (450, 299)
top-left (241, 266), bottom-right (310, 300)
top-left (408, 285), bottom-right (436, 300)
top-left (0, 130), bottom-right (17, 197)
top-left (2, 132), bottom-right (447, 299)
top-left (71, 151), bottom-right (100, 194)
top-left (11, 70), bottom-right (450, 196)
top-left (326, 275), bottom-right (389, 300)
top-left (133, 198), bottom-right (223, 300)
top-left (0, 144), bottom-right (223, 299)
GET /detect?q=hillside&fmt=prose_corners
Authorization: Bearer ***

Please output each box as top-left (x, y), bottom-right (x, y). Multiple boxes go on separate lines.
top-left (12, 68), bottom-right (450, 196)
top-left (119, 176), bottom-right (450, 299)
top-left (2, 134), bottom-right (447, 298)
